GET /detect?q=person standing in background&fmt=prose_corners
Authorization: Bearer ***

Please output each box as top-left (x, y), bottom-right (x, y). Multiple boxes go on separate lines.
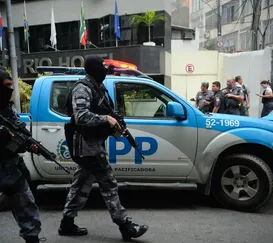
top-left (195, 82), bottom-right (214, 113)
top-left (235, 76), bottom-right (250, 116)
top-left (211, 81), bottom-right (226, 113)
top-left (222, 77), bottom-right (244, 115)
top-left (256, 80), bottom-right (273, 117)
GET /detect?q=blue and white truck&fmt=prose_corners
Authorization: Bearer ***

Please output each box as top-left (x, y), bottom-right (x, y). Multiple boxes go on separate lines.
top-left (1, 60), bottom-right (273, 213)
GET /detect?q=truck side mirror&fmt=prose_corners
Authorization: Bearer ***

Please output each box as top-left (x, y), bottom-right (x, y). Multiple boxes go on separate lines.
top-left (166, 102), bottom-right (186, 120)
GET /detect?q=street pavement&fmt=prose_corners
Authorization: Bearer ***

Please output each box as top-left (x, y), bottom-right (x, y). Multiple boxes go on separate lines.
top-left (1, 185), bottom-right (273, 243)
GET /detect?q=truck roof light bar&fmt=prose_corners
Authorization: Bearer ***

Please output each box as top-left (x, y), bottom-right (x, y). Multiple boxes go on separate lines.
top-left (104, 59), bottom-right (137, 70)
top-left (36, 66), bottom-right (153, 80)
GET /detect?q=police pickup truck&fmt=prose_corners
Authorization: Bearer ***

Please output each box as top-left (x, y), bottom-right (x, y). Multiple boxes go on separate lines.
top-left (1, 59), bottom-right (273, 213)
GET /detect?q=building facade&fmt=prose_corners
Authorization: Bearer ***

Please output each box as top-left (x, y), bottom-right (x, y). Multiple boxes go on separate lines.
top-left (0, 0), bottom-right (187, 83)
top-left (189, 0), bottom-right (273, 52)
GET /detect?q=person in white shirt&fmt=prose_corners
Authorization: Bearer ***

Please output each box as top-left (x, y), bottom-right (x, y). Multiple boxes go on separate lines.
top-left (256, 80), bottom-right (273, 117)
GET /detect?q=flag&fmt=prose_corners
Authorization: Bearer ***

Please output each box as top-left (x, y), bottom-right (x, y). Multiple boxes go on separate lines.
top-left (0, 12), bottom-right (3, 51)
top-left (23, 1), bottom-right (30, 43)
top-left (80, 1), bottom-right (87, 47)
top-left (50, 5), bottom-right (57, 49)
top-left (114, 0), bottom-right (121, 40)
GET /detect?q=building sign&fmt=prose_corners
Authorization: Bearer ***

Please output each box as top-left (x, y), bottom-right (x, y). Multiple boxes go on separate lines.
top-left (21, 52), bottom-right (113, 75)
top-left (18, 46), bottom-right (163, 79)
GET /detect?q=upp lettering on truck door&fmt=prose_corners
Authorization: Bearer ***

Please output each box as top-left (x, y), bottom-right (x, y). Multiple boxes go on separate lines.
top-left (106, 78), bottom-right (197, 178)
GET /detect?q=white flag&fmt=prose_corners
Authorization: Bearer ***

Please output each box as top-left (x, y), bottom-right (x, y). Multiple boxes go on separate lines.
top-left (50, 5), bottom-right (57, 49)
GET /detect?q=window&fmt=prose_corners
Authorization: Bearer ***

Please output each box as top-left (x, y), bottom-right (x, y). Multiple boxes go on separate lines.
top-left (240, 29), bottom-right (251, 50)
top-left (222, 0), bottom-right (239, 25)
top-left (115, 82), bottom-right (174, 118)
top-left (243, 0), bottom-right (253, 16)
top-left (50, 81), bottom-right (76, 116)
top-left (222, 31), bottom-right (238, 51)
top-left (205, 10), bottom-right (217, 31)
top-left (263, 18), bottom-right (273, 45)
top-left (192, 0), bottom-right (203, 12)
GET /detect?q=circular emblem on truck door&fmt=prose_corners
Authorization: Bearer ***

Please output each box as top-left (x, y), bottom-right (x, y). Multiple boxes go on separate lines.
top-left (57, 139), bottom-right (71, 161)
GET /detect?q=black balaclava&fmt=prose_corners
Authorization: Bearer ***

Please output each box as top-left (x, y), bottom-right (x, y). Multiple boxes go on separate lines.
top-left (0, 70), bottom-right (13, 109)
top-left (84, 55), bottom-right (107, 84)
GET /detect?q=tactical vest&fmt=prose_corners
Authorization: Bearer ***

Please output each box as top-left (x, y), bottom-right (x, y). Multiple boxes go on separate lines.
top-left (262, 89), bottom-right (273, 104)
top-left (65, 78), bottom-right (114, 141)
top-left (225, 88), bottom-right (241, 109)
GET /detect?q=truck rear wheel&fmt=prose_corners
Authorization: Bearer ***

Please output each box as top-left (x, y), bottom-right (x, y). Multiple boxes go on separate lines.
top-left (212, 154), bottom-right (273, 212)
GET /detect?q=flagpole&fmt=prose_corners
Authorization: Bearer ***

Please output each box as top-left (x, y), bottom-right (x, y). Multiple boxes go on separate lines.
top-left (114, 0), bottom-right (120, 47)
top-left (24, 0), bottom-right (30, 53)
top-left (27, 36), bottom-right (30, 53)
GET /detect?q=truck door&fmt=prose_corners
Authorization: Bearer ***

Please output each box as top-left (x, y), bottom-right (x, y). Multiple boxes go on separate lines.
top-left (34, 77), bottom-right (82, 177)
top-left (107, 80), bottom-right (198, 180)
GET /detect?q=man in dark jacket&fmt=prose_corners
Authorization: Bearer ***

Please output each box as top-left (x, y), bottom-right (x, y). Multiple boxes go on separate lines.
top-left (0, 69), bottom-right (44, 243)
top-left (58, 55), bottom-right (148, 241)
top-left (222, 77), bottom-right (244, 115)
top-left (211, 81), bottom-right (226, 113)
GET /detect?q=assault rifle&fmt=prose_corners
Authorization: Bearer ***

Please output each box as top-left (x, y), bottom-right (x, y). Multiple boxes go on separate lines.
top-left (0, 114), bottom-right (70, 174)
top-left (111, 112), bottom-right (145, 160)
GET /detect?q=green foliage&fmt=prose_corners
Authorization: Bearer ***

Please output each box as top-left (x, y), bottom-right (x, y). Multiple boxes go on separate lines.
top-left (38, 72), bottom-right (51, 77)
top-left (130, 10), bottom-right (166, 42)
top-left (204, 39), bottom-right (217, 50)
top-left (124, 91), bottom-right (154, 100)
top-left (18, 78), bottom-right (32, 113)
top-left (7, 68), bottom-right (33, 113)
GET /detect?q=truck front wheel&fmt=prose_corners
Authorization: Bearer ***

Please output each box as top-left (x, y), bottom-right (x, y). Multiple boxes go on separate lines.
top-left (212, 154), bottom-right (273, 212)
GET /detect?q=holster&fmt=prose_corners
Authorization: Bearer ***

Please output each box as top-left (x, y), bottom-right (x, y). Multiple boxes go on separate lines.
top-left (78, 153), bottom-right (110, 172)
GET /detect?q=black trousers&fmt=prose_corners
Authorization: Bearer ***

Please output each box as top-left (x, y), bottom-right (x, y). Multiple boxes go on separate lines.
top-left (62, 154), bottom-right (128, 225)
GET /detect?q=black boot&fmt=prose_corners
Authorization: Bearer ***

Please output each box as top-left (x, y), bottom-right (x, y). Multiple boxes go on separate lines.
top-left (24, 236), bottom-right (46, 243)
top-left (58, 216), bottom-right (88, 236)
top-left (119, 218), bottom-right (148, 241)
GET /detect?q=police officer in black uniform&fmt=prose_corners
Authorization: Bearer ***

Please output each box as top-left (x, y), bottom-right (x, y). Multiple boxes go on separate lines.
top-left (58, 55), bottom-right (148, 241)
top-left (0, 69), bottom-right (44, 243)
top-left (211, 81), bottom-right (226, 113)
top-left (222, 77), bottom-right (244, 115)
top-left (195, 82), bottom-right (214, 113)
